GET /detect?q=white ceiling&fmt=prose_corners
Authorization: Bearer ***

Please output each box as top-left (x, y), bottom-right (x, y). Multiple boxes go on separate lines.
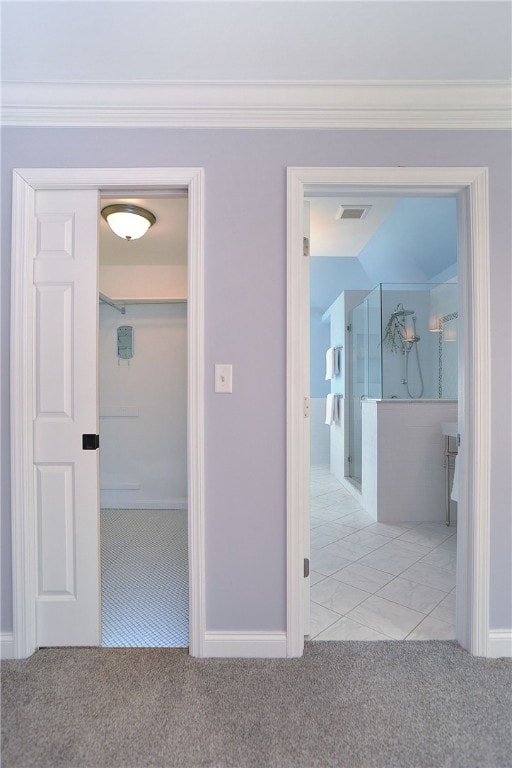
top-left (2, 2), bottom-right (510, 82)
top-left (308, 197), bottom-right (398, 258)
top-left (99, 196), bottom-right (188, 267)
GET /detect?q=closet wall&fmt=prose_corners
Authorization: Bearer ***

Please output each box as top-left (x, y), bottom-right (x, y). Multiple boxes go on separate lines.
top-left (99, 301), bottom-right (187, 509)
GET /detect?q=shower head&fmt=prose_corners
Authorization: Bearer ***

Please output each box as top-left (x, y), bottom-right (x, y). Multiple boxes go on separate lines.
top-left (392, 309), bottom-right (415, 317)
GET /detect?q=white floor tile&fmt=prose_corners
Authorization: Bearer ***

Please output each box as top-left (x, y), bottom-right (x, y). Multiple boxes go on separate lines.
top-left (309, 469), bottom-right (458, 643)
top-left (341, 529), bottom-right (393, 552)
top-left (331, 563), bottom-right (395, 593)
top-left (399, 527), bottom-right (454, 549)
top-left (406, 615), bottom-right (456, 640)
top-left (346, 595), bottom-right (426, 640)
top-left (384, 537), bottom-right (433, 556)
top-left (310, 570), bottom-right (327, 586)
top-left (363, 522), bottom-right (415, 538)
top-left (438, 536), bottom-right (458, 552)
top-left (310, 577), bottom-right (371, 615)
top-left (418, 547), bottom-right (457, 574)
top-left (355, 547), bottom-right (420, 577)
top-left (307, 602), bottom-right (342, 638)
top-left (322, 539), bottom-right (373, 562)
top-left (311, 531), bottom-right (340, 551)
top-left (314, 616), bottom-right (393, 641)
top-left (334, 509), bottom-right (375, 530)
top-left (375, 577), bottom-right (448, 614)
top-left (400, 561), bottom-right (456, 592)
top-left (429, 591), bottom-right (456, 625)
top-left (311, 548), bottom-right (353, 577)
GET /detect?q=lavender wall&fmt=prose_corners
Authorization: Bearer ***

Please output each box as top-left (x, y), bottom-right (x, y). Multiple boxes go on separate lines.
top-left (1, 127), bottom-right (511, 633)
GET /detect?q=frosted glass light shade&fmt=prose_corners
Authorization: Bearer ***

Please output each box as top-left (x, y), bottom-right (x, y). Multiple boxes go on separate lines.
top-left (101, 204), bottom-right (156, 241)
top-left (429, 315), bottom-right (442, 332)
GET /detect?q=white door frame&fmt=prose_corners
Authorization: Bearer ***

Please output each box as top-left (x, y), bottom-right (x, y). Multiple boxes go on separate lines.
top-left (11, 167), bottom-right (205, 658)
top-left (286, 167), bottom-right (491, 658)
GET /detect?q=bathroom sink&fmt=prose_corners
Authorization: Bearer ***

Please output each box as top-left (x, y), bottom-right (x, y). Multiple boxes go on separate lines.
top-left (442, 421), bottom-right (458, 438)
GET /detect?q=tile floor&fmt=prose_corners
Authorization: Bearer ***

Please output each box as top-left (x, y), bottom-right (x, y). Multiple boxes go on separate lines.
top-left (101, 508), bottom-right (189, 647)
top-left (308, 465), bottom-right (457, 641)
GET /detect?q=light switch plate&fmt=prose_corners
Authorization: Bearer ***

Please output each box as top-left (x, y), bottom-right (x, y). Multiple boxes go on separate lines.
top-left (215, 364), bottom-right (232, 393)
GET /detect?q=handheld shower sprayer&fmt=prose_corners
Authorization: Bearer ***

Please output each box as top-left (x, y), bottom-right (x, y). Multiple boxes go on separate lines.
top-left (383, 303), bottom-right (424, 398)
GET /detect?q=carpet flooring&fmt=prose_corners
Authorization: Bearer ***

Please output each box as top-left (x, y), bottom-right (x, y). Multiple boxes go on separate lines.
top-left (2, 641), bottom-right (511, 768)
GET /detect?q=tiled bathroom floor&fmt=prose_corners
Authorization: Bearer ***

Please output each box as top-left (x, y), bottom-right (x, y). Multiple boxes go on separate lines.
top-left (309, 466), bottom-right (457, 641)
top-left (101, 508), bottom-right (188, 647)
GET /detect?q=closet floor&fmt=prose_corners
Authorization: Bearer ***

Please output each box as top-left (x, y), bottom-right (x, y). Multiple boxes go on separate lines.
top-left (101, 509), bottom-right (188, 647)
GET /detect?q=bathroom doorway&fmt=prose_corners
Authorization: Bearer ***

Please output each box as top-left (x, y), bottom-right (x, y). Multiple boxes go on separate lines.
top-left (98, 193), bottom-right (189, 647)
top-left (307, 197), bottom-right (459, 642)
top-left (287, 166), bottom-right (491, 659)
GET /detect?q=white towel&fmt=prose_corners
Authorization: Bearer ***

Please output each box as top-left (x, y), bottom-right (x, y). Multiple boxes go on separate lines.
top-left (451, 454), bottom-right (459, 502)
top-left (325, 394), bottom-right (338, 425)
top-left (325, 347), bottom-right (339, 380)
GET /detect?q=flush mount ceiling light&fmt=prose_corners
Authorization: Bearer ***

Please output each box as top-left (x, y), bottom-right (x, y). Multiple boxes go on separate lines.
top-left (101, 204), bottom-right (156, 241)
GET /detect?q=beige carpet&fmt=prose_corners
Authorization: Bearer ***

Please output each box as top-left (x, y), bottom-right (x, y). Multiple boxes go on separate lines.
top-left (2, 641), bottom-right (511, 767)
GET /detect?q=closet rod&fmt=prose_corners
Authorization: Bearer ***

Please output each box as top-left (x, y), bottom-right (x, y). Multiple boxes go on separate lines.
top-left (99, 292), bottom-right (125, 314)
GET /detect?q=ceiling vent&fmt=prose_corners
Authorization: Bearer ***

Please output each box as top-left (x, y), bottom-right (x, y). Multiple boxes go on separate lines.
top-left (335, 205), bottom-right (372, 221)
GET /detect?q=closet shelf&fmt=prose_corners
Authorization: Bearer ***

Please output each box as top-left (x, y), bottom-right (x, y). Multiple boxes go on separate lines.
top-left (99, 291), bottom-right (187, 312)
top-left (114, 298), bottom-right (187, 304)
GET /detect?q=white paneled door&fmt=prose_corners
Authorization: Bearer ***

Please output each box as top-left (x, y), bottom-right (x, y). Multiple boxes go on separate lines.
top-left (33, 189), bottom-right (101, 646)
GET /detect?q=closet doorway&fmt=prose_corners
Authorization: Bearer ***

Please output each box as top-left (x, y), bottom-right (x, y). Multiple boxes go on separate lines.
top-left (10, 167), bottom-right (205, 660)
top-left (99, 193), bottom-right (189, 647)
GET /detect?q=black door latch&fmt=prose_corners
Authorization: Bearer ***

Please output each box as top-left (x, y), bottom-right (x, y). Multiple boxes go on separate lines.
top-left (82, 434), bottom-right (100, 450)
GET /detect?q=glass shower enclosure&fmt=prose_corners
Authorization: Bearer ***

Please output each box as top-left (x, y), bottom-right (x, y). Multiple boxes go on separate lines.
top-left (347, 282), bottom-right (458, 487)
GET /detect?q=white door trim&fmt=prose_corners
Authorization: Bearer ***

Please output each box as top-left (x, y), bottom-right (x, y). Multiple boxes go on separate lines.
top-left (286, 167), bottom-right (491, 658)
top-left (10, 167), bottom-right (205, 658)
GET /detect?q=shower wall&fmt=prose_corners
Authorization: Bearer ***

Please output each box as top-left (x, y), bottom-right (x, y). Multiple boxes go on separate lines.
top-left (380, 289), bottom-right (435, 399)
top-left (99, 302), bottom-right (187, 509)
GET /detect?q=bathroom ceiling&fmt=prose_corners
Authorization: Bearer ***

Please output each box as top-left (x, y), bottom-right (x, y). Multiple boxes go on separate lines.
top-left (307, 197), bottom-right (398, 258)
top-left (309, 195), bottom-right (459, 311)
top-left (99, 195), bottom-right (188, 266)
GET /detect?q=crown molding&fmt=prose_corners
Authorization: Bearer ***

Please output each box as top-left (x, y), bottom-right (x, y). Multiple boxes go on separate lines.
top-left (2, 80), bottom-right (510, 129)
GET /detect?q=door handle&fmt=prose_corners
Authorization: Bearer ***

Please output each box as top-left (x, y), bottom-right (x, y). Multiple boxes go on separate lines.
top-left (82, 434), bottom-right (100, 450)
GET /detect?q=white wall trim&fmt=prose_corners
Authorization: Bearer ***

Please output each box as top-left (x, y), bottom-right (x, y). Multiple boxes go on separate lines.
top-left (0, 633), bottom-right (15, 660)
top-left (487, 630), bottom-right (512, 659)
top-left (287, 167), bottom-right (491, 658)
top-left (203, 632), bottom-right (287, 658)
top-left (2, 80), bottom-right (510, 129)
top-left (10, 167), bottom-right (205, 659)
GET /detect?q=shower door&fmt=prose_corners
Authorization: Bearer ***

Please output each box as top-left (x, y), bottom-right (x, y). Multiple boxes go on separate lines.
top-left (348, 288), bottom-right (382, 489)
top-left (348, 303), bottom-right (367, 486)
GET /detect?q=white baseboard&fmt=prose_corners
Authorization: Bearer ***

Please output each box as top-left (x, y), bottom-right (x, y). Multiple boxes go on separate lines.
top-left (0, 633), bottom-right (15, 660)
top-left (487, 629), bottom-right (512, 658)
top-left (203, 632), bottom-right (287, 658)
top-left (99, 500), bottom-right (188, 510)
